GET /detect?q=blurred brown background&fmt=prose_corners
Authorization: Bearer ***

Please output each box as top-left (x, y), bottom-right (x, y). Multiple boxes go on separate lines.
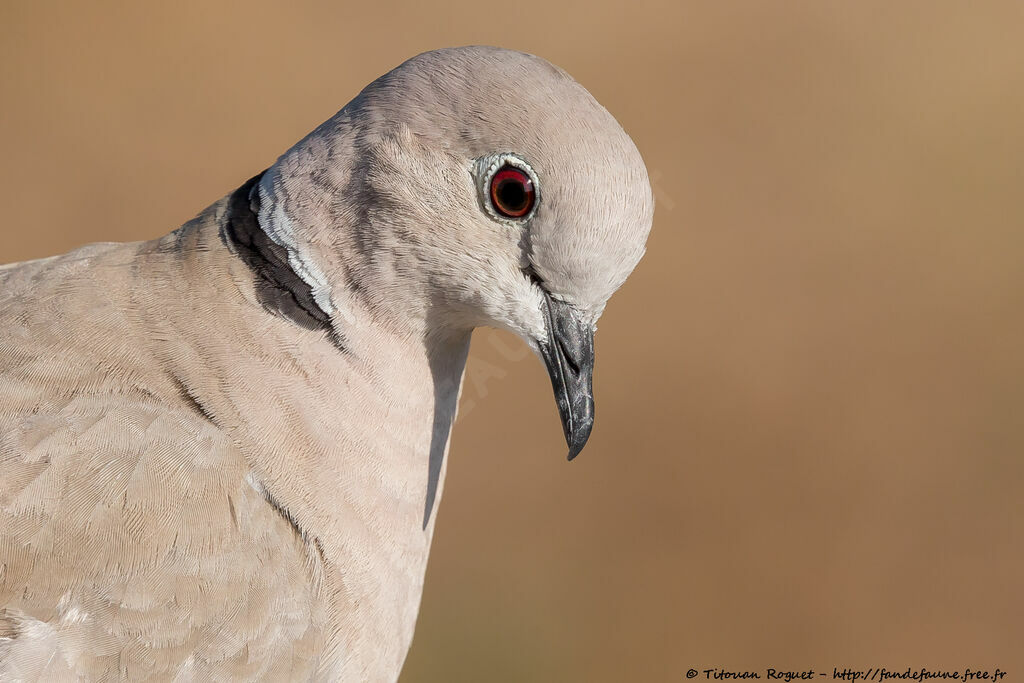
top-left (2, 1), bottom-right (1023, 681)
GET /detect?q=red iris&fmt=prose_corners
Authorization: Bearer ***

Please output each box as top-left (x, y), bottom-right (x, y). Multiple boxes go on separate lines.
top-left (489, 165), bottom-right (535, 218)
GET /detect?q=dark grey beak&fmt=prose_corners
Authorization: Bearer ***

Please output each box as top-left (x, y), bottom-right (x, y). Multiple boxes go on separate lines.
top-left (537, 294), bottom-right (595, 460)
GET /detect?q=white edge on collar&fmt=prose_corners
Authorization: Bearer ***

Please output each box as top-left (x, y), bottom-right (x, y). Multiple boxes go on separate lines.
top-left (256, 172), bottom-right (336, 316)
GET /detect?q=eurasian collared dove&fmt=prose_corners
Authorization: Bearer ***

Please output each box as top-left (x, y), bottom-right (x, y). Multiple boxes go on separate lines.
top-left (0, 46), bottom-right (653, 681)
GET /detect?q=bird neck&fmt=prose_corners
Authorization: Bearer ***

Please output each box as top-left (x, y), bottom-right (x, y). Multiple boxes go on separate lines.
top-left (253, 142), bottom-right (479, 342)
top-left (144, 187), bottom-right (473, 677)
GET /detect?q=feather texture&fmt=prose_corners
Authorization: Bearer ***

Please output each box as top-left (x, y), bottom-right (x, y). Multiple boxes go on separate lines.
top-left (0, 46), bottom-right (652, 681)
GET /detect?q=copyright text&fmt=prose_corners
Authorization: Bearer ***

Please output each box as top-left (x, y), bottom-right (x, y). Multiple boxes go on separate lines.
top-left (685, 669), bottom-right (1008, 683)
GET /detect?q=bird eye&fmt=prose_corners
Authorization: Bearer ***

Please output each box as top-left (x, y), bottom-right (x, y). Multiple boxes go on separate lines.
top-left (489, 165), bottom-right (536, 218)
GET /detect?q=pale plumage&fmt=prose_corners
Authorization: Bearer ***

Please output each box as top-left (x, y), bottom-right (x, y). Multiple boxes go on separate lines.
top-left (0, 46), bottom-right (653, 680)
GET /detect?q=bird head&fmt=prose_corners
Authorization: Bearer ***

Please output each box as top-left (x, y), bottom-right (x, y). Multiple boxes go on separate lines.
top-left (255, 46), bottom-right (654, 459)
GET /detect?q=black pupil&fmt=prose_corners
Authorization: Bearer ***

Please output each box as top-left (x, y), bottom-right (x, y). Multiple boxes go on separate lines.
top-left (496, 177), bottom-right (527, 211)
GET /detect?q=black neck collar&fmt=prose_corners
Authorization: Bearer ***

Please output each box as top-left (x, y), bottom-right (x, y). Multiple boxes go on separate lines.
top-left (221, 172), bottom-right (345, 349)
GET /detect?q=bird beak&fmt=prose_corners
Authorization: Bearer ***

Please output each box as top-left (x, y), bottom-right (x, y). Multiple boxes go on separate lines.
top-left (537, 293), bottom-right (595, 460)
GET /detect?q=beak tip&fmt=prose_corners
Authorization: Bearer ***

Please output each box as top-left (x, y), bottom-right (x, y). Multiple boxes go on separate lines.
top-left (564, 420), bottom-right (593, 461)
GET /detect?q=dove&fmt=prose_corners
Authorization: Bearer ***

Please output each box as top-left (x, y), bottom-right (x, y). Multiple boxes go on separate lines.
top-left (0, 46), bottom-right (654, 681)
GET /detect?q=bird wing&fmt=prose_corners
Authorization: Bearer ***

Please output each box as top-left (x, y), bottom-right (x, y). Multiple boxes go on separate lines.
top-left (0, 247), bottom-right (324, 680)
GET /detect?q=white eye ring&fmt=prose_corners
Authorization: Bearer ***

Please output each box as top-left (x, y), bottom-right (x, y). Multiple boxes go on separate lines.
top-left (473, 153), bottom-right (541, 225)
